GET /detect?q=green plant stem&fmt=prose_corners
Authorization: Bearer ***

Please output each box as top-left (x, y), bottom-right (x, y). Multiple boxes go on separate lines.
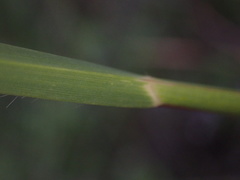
top-left (0, 43), bottom-right (239, 114)
top-left (143, 77), bottom-right (240, 114)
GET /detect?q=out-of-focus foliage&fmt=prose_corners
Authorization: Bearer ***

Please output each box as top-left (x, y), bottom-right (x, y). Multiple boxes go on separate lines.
top-left (0, 0), bottom-right (240, 179)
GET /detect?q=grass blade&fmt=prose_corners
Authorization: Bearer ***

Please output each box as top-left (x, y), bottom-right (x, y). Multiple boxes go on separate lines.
top-left (0, 43), bottom-right (153, 107)
top-left (0, 43), bottom-right (239, 114)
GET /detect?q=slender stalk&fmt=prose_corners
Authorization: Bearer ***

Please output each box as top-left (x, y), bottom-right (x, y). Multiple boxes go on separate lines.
top-left (0, 43), bottom-right (239, 114)
top-left (142, 77), bottom-right (240, 114)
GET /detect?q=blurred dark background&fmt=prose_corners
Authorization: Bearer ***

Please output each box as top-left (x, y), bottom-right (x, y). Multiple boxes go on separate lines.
top-left (0, 0), bottom-right (240, 179)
